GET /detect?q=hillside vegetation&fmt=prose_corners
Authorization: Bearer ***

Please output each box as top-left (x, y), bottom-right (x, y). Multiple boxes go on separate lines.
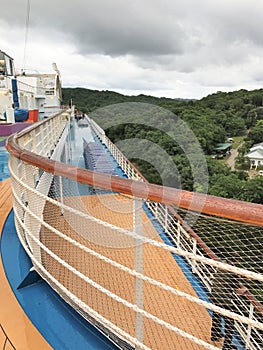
top-left (62, 88), bottom-right (263, 203)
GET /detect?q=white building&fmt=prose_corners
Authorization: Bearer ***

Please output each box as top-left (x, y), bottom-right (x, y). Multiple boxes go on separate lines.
top-left (246, 142), bottom-right (263, 169)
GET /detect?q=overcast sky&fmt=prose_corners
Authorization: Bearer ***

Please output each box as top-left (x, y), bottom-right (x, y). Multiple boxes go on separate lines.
top-left (1, 0), bottom-right (263, 99)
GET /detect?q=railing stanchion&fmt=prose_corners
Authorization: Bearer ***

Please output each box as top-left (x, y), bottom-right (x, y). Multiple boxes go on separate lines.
top-left (133, 197), bottom-right (144, 347)
top-left (192, 238), bottom-right (197, 273)
top-left (245, 303), bottom-right (254, 349)
top-left (59, 175), bottom-right (64, 215)
top-left (177, 222), bottom-right (181, 248)
top-left (164, 205), bottom-right (168, 232)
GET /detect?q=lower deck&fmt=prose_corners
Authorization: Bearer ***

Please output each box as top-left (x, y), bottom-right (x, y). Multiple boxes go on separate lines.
top-left (41, 193), bottom-right (223, 350)
top-left (0, 179), bottom-right (52, 350)
top-left (0, 179), bottom-right (119, 350)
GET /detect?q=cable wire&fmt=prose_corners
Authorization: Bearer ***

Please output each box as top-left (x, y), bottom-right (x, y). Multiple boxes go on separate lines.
top-left (22, 0), bottom-right (31, 72)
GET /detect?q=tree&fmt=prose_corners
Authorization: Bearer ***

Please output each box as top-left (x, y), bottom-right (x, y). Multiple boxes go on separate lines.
top-left (239, 177), bottom-right (263, 204)
top-left (209, 173), bottom-right (244, 199)
top-left (251, 94), bottom-right (262, 107)
top-left (62, 87), bottom-right (263, 203)
top-left (247, 120), bottom-right (263, 144)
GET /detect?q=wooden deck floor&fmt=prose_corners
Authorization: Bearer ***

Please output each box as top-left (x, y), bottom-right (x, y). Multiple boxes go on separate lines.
top-left (0, 178), bottom-right (51, 350)
top-left (42, 193), bottom-right (223, 350)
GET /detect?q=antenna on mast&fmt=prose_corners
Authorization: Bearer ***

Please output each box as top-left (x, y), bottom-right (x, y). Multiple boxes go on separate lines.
top-left (22, 0), bottom-right (31, 72)
top-left (52, 62), bottom-right (61, 77)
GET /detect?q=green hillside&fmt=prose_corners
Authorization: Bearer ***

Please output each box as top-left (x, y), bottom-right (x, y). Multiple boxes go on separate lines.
top-left (62, 87), bottom-right (263, 203)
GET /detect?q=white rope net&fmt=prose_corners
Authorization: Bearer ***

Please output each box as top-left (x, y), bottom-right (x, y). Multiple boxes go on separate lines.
top-left (7, 113), bottom-right (263, 350)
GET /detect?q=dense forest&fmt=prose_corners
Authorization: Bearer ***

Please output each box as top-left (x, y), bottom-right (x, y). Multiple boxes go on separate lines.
top-left (62, 88), bottom-right (263, 203)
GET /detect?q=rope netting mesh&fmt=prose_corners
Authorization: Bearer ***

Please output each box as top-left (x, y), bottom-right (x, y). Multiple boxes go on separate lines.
top-left (9, 154), bottom-right (263, 350)
top-left (171, 207), bottom-right (263, 350)
top-left (177, 208), bottom-right (263, 271)
top-left (41, 187), bottom-right (217, 349)
top-left (6, 111), bottom-right (263, 350)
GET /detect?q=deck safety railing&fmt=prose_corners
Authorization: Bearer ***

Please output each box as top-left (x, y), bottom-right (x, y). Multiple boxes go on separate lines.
top-left (6, 110), bottom-right (263, 350)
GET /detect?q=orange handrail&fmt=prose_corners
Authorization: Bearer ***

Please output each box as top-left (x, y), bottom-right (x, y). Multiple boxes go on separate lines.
top-left (6, 133), bottom-right (263, 227)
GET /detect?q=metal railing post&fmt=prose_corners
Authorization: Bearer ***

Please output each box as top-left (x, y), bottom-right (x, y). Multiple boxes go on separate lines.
top-left (245, 303), bottom-right (254, 349)
top-left (192, 238), bottom-right (197, 273)
top-left (177, 222), bottom-right (181, 248)
top-left (164, 205), bottom-right (168, 232)
top-left (59, 175), bottom-right (64, 215)
top-left (133, 197), bottom-right (144, 347)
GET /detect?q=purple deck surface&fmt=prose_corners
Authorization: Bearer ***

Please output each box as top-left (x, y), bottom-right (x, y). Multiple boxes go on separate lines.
top-left (0, 122), bottom-right (32, 137)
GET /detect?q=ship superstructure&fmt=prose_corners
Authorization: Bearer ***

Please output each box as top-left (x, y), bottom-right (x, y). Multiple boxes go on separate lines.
top-left (0, 50), bottom-right (62, 124)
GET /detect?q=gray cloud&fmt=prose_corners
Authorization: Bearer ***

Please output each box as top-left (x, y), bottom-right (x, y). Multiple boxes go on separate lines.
top-left (4, 1), bottom-right (263, 62)
top-left (3, 0), bottom-right (185, 56)
top-left (1, 0), bottom-right (263, 98)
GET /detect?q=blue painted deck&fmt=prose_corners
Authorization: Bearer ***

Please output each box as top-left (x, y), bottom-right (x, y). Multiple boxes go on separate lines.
top-left (1, 121), bottom-right (119, 349)
top-left (1, 211), bottom-right (118, 350)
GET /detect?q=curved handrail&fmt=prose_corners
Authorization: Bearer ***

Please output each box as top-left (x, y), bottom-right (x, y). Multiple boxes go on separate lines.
top-left (6, 133), bottom-right (263, 227)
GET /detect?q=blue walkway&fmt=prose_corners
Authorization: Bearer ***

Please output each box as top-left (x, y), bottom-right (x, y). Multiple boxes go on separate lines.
top-left (1, 211), bottom-right (118, 350)
top-left (1, 121), bottom-right (119, 349)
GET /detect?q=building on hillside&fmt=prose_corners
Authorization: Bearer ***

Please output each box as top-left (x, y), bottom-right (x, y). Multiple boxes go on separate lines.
top-left (245, 142), bottom-right (263, 169)
top-left (213, 143), bottom-right (232, 158)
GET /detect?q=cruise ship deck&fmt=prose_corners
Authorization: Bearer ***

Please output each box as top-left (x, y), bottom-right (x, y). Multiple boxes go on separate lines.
top-left (0, 143), bottom-right (119, 349)
top-left (1, 111), bottom-right (263, 349)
